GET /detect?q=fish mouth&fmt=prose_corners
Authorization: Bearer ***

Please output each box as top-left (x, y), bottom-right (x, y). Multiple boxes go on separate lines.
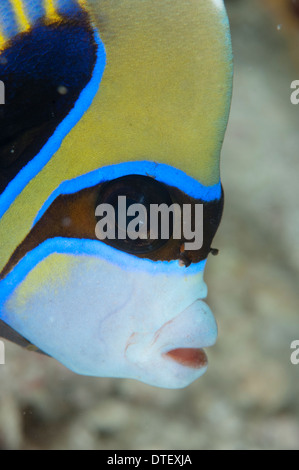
top-left (163, 347), bottom-right (208, 369)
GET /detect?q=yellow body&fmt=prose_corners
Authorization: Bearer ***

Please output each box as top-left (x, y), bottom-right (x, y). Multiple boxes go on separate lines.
top-left (0, 0), bottom-right (232, 272)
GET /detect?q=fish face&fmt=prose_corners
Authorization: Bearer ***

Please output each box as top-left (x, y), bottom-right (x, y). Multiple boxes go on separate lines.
top-left (0, 0), bottom-right (232, 388)
top-left (2, 246), bottom-right (217, 389)
top-left (0, 161), bottom-right (221, 388)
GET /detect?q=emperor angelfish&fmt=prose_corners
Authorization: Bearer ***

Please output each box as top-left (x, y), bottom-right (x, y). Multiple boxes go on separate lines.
top-left (0, 0), bottom-right (233, 389)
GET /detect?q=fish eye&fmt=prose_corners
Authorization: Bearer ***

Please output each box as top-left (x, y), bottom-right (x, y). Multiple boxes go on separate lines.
top-left (95, 174), bottom-right (174, 254)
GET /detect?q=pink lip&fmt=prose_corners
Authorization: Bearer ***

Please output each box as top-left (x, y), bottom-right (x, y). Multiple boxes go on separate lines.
top-left (163, 348), bottom-right (208, 369)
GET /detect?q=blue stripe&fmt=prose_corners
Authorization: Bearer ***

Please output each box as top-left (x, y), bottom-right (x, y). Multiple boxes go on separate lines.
top-left (23, 0), bottom-right (45, 24)
top-left (0, 237), bottom-right (207, 315)
top-left (0, 28), bottom-right (106, 220)
top-left (0, 0), bottom-right (19, 38)
top-left (32, 161), bottom-right (222, 227)
top-left (56, 0), bottom-right (82, 15)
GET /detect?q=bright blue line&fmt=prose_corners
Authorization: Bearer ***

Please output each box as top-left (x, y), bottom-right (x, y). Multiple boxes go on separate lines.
top-left (0, 28), bottom-right (106, 220)
top-left (0, 237), bottom-right (206, 314)
top-left (32, 161), bottom-right (222, 226)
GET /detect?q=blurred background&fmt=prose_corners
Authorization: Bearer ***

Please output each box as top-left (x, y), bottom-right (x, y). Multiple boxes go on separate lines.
top-left (0, 0), bottom-right (299, 450)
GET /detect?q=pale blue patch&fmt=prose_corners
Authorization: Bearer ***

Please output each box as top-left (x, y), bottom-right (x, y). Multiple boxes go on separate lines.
top-left (32, 161), bottom-right (222, 226)
top-left (0, 28), bottom-right (106, 220)
top-left (23, 0), bottom-right (45, 23)
top-left (56, 0), bottom-right (81, 15)
top-left (0, 0), bottom-right (19, 38)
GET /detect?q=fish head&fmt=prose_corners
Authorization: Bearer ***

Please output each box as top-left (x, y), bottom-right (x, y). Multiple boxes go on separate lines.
top-left (0, 0), bottom-right (232, 388)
